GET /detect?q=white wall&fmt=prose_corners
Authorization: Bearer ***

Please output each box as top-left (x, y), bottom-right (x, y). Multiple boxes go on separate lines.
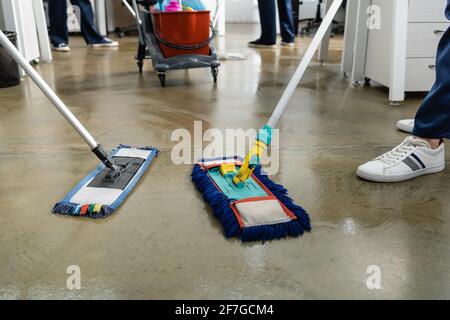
top-left (222, 0), bottom-right (330, 23)
top-left (225, 0), bottom-right (259, 23)
top-left (299, 0), bottom-right (320, 20)
top-left (0, 1), bottom-right (5, 29)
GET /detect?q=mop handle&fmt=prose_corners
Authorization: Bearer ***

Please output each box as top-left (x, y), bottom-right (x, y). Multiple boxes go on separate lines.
top-left (132, 0), bottom-right (146, 45)
top-left (267, 0), bottom-right (344, 129)
top-left (122, 0), bottom-right (137, 19)
top-left (0, 30), bottom-right (98, 150)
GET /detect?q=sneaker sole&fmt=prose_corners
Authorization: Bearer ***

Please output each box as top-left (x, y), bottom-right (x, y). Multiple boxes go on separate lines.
top-left (357, 163), bottom-right (445, 183)
top-left (53, 48), bottom-right (70, 52)
top-left (248, 44), bottom-right (276, 48)
top-left (89, 44), bottom-right (119, 48)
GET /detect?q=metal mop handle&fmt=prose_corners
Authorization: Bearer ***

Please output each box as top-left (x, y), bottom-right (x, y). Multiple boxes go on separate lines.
top-left (267, 0), bottom-right (343, 128)
top-left (132, 0), bottom-right (145, 45)
top-left (233, 0), bottom-right (343, 185)
top-left (0, 30), bottom-right (115, 170)
top-left (122, 0), bottom-right (138, 19)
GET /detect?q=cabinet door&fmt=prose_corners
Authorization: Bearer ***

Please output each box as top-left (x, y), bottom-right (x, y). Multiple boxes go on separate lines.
top-left (364, 0), bottom-right (394, 87)
top-left (408, 0), bottom-right (448, 23)
top-left (407, 23), bottom-right (449, 58)
top-left (405, 58), bottom-right (436, 92)
top-left (1, 0), bottom-right (40, 61)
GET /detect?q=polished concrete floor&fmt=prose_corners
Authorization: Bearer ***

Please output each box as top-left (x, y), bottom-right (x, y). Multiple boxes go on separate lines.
top-left (0, 24), bottom-right (449, 299)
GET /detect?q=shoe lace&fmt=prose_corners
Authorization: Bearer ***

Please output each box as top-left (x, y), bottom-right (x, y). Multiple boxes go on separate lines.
top-left (377, 139), bottom-right (415, 166)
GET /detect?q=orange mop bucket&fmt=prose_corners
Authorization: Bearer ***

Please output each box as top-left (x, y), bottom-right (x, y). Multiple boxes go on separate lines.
top-left (152, 10), bottom-right (212, 58)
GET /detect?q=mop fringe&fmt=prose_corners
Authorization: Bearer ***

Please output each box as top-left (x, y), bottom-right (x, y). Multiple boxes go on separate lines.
top-left (192, 164), bottom-right (240, 238)
top-left (53, 144), bottom-right (159, 219)
top-left (52, 201), bottom-right (115, 219)
top-left (192, 163), bottom-right (311, 242)
top-left (117, 144), bottom-right (157, 152)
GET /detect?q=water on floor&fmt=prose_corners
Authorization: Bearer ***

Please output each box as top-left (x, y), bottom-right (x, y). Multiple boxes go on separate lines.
top-left (0, 24), bottom-right (448, 299)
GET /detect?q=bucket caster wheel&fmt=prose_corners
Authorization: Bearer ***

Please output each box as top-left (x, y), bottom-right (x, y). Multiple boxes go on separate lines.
top-left (211, 67), bottom-right (218, 83)
top-left (364, 77), bottom-right (371, 86)
top-left (158, 72), bottom-right (166, 87)
top-left (137, 61), bottom-right (144, 74)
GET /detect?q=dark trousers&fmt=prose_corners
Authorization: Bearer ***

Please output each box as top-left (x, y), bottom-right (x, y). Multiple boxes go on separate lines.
top-left (258, 0), bottom-right (296, 44)
top-left (413, 0), bottom-right (450, 139)
top-left (49, 0), bottom-right (104, 46)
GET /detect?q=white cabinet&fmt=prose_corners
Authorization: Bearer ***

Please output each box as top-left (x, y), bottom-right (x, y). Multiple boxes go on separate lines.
top-left (0, 0), bottom-right (52, 63)
top-left (344, 0), bottom-right (449, 105)
top-left (408, 0), bottom-right (448, 22)
top-left (406, 23), bottom-right (448, 57)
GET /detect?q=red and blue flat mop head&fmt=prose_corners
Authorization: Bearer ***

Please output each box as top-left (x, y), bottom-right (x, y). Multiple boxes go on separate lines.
top-left (193, 0), bottom-right (345, 241)
top-left (192, 127), bottom-right (311, 242)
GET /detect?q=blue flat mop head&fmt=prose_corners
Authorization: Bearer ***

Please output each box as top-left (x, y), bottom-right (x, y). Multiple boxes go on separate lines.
top-left (192, 157), bottom-right (311, 242)
top-left (53, 145), bottom-right (159, 218)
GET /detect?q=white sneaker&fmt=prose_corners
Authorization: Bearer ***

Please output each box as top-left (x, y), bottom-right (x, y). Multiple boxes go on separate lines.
top-left (52, 43), bottom-right (70, 52)
top-left (357, 136), bottom-right (445, 182)
top-left (89, 38), bottom-right (119, 48)
top-left (396, 119), bottom-right (415, 133)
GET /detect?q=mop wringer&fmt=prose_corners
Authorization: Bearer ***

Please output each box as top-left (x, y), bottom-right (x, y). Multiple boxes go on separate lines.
top-left (192, 0), bottom-right (344, 241)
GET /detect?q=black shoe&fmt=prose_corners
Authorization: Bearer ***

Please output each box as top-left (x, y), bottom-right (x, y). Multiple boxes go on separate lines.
top-left (248, 39), bottom-right (276, 48)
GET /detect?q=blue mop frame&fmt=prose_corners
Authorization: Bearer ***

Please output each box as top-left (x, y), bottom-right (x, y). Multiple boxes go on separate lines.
top-left (192, 157), bottom-right (311, 242)
top-left (53, 145), bottom-right (159, 218)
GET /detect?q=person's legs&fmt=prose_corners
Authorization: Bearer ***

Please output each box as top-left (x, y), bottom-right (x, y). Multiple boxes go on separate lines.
top-left (395, 3), bottom-right (450, 138)
top-left (255, 0), bottom-right (277, 44)
top-left (70, 0), bottom-right (105, 44)
top-left (48, 0), bottom-right (69, 47)
top-left (412, 5), bottom-right (450, 143)
top-left (277, 0), bottom-right (296, 44)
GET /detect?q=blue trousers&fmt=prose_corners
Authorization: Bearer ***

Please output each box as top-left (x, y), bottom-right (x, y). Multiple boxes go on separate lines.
top-left (48, 0), bottom-right (104, 46)
top-left (258, 0), bottom-right (296, 43)
top-left (413, 0), bottom-right (450, 139)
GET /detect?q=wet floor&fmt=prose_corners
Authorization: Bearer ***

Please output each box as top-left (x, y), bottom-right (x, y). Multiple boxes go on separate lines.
top-left (0, 24), bottom-right (449, 299)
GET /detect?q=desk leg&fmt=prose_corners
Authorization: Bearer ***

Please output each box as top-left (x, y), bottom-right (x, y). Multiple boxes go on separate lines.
top-left (350, 0), bottom-right (370, 85)
top-left (318, 0), bottom-right (332, 63)
top-left (32, 0), bottom-right (52, 62)
top-left (341, 0), bottom-right (358, 75)
top-left (389, 0), bottom-right (408, 104)
top-left (217, 0), bottom-right (226, 36)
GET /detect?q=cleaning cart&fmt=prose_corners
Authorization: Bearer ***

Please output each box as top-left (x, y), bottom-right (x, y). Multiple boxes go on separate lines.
top-left (131, 0), bottom-right (220, 87)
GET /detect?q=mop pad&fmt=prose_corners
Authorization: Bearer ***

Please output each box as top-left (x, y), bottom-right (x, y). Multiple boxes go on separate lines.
top-left (192, 157), bottom-right (310, 242)
top-left (218, 52), bottom-right (247, 61)
top-left (53, 145), bottom-right (158, 218)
